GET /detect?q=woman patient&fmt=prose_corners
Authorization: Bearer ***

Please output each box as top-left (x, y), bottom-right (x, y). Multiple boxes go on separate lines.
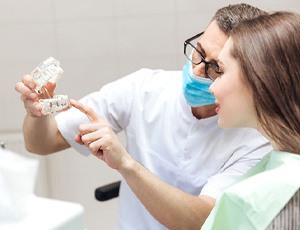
top-left (203, 11), bottom-right (300, 229)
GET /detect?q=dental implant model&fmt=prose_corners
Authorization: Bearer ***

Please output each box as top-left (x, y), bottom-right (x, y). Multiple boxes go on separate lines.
top-left (31, 57), bottom-right (70, 115)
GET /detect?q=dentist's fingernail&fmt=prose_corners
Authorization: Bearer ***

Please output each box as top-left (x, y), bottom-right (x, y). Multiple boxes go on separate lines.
top-left (30, 93), bottom-right (36, 99)
top-left (35, 104), bottom-right (40, 110)
top-left (29, 83), bottom-right (35, 89)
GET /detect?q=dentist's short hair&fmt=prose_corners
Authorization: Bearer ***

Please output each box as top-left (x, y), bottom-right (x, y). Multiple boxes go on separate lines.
top-left (211, 3), bottom-right (268, 35)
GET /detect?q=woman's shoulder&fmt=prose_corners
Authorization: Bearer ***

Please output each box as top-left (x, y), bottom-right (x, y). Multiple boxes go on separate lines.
top-left (227, 150), bottom-right (300, 193)
top-left (270, 150), bottom-right (300, 161)
top-left (219, 151), bottom-right (300, 228)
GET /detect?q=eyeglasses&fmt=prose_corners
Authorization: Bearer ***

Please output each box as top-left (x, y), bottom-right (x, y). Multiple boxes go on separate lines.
top-left (184, 32), bottom-right (221, 80)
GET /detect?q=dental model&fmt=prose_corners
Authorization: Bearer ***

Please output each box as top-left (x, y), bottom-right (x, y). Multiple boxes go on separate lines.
top-left (31, 57), bottom-right (70, 115)
top-left (31, 57), bottom-right (63, 94)
top-left (40, 95), bottom-right (70, 115)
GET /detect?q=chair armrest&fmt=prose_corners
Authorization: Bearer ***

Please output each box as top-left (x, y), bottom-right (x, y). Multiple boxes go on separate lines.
top-left (95, 181), bottom-right (121, 201)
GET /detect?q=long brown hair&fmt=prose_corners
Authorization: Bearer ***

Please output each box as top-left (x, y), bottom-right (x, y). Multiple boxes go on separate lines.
top-left (230, 12), bottom-right (300, 154)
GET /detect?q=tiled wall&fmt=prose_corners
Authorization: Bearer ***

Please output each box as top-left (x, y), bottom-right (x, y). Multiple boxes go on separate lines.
top-left (1, 1), bottom-right (299, 229)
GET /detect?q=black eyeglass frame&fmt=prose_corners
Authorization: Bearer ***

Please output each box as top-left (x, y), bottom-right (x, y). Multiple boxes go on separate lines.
top-left (184, 32), bottom-right (221, 80)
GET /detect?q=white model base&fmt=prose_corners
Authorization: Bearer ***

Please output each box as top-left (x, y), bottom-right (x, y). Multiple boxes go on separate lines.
top-left (40, 95), bottom-right (71, 115)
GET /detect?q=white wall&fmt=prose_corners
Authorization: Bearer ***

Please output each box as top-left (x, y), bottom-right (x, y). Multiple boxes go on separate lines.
top-left (0, 1), bottom-right (299, 229)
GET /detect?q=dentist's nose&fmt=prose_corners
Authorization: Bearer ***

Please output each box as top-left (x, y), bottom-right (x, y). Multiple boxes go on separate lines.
top-left (192, 62), bottom-right (206, 77)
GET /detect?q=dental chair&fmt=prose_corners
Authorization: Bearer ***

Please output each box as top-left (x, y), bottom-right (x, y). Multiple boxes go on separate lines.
top-left (94, 180), bottom-right (299, 230)
top-left (95, 181), bottom-right (121, 201)
top-left (0, 141), bottom-right (5, 149)
top-left (267, 189), bottom-right (300, 229)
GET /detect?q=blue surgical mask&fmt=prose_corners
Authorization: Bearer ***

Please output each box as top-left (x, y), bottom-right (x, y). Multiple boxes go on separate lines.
top-left (182, 60), bottom-right (215, 107)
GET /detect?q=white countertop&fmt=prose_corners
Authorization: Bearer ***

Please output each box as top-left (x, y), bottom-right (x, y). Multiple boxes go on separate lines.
top-left (0, 196), bottom-right (84, 230)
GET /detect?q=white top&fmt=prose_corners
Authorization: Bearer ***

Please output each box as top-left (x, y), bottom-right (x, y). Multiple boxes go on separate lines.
top-left (55, 69), bottom-right (272, 230)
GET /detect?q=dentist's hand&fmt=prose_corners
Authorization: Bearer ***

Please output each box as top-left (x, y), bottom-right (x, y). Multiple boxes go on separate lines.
top-left (71, 99), bottom-right (131, 170)
top-left (15, 75), bottom-right (56, 117)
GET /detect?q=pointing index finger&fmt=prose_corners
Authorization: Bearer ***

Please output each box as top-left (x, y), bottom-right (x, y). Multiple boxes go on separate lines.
top-left (70, 99), bottom-right (100, 122)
